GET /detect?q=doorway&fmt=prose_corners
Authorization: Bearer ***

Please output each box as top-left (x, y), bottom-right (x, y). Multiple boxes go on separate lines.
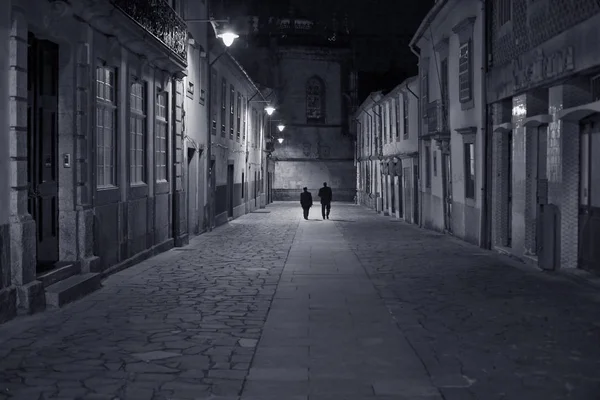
top-left (210, 159), bottom-right (216, 228)
top-left (579, 119), bottom-right (600, 274)
top-left (506, 132), bottom-right (513, 247)
top-left (254, 171), bottom-right (257, 208)
top-left (441, 147), bottom-right (452, 233)
top-left (27, 33), bottom-right (59, 274)
top-left (390, 173), bottom-right (396, 215)
top-left (534, 126), bottom-right (548, 255)
top-left (227, 164), bottom-right (234, 217)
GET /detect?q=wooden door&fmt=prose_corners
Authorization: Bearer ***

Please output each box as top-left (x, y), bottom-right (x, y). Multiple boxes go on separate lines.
top-left (442, 150), bottom-right (453, 233)
top-left (227, 165), bottom-right (234, 217)
top-left (27, 33), bottom-right (59, 273)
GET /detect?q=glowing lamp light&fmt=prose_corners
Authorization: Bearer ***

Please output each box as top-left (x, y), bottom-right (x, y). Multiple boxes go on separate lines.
top-left (264, 106), bottom-right (275, 115)
top-left (218, 32), bottom-right (239, 47)
top-left (277, 124), bottom-right (285, 132)
top-left (277, 137), bottom-right (284, 144)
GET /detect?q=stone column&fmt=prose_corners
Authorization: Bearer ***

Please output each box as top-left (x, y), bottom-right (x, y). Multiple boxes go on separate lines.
top-left (548, 83), bottom-right (583, 270)
top-left (9, 9), bottom-right (44, 314)
top-left (0, 0), bottom-right (17, 323)
top-left (74, 25), bottom-right (99, 273)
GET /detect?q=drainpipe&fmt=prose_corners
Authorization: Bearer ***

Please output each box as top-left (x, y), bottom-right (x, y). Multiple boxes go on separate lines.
top-left (479, 0), bottom-right (490, 249)
top-left (410, 43), bottom-right (423, 227)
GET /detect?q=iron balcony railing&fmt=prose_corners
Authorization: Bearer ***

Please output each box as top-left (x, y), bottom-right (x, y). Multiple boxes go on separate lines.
top-left (111, 0), bottom-right (187, 61)
top-left (426, 99), bottom-right (449, 135)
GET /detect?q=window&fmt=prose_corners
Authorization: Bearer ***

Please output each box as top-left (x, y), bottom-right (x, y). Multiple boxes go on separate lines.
top-left (211, 68), bottom-right (217, 135)
top-left (236, 92), bottom-right (241, 139)
top-left (96, 66), bottom-right (117, 188)
top-left (403, 96), bottom-right (409, 138)
top-left (433, 150), bottom-right (438, 177)
top-left (421, 73), bottom-right (428, 118)
top-left (498, 0), bottom-right (511, 26)
top-left (306, 76), bottom-right (325, 122)
top-left (395, 97), bottom-right (400, 140)
top-left (253, 108), bottom-right (258, 147)
top-left (425, 142), bottom-right (431, 188)
top-left (242, 97), bottom-right (246, 141)
top-left (130, 81), bottom-right (146, 184)
top-left (229, 84), bottom-right (235, 138)
top-left (221, 77), bottom-right (227, 136)
top-left (465, 143), bottom-right (475, 199)
top-left (199, 59), bottom-right (206, 105)
top-left (459, 42), bottom-right (472, 103)
top-left (383, 106), bottom-right (387, 144)
top-left (155, 92), bottom-right (168, 182)
top-left (441, 58), bottom-right (449, 108)
top-left (389, 102), bottom-right (394, 142)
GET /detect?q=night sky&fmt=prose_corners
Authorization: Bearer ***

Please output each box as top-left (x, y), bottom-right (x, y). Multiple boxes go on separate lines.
top-left (213, 0), bottom-right (434, 99)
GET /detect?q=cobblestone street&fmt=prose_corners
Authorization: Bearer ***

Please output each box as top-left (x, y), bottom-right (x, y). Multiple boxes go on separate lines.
top-left (0, 203), bottom-right (599, 399)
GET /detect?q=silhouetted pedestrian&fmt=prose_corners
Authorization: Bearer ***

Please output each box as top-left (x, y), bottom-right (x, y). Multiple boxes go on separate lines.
top-left (318, 182), bottom-right (333, 220)
top-left (300, 187), bottom-right (313, 220)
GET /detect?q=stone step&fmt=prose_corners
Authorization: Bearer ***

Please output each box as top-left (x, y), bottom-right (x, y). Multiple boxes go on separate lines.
top-left (45, 273), bottom-right (102, 308)
top-left (37, 263), bottom-right (81, 288)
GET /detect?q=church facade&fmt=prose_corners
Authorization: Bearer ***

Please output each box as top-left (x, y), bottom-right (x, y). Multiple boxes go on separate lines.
top-left (229, 12), bottom-right (358, 202)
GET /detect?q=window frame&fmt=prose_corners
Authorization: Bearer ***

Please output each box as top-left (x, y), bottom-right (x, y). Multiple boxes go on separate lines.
top-left (211, 68), bottom-right (217, 135)
top-left (425, 141), bottom-right (432, 189)
top-left (155, 91), bottom-right (169, 183)
top-left (458, 41), bottom-right (472, 104)
top-left (236, 91), bottom-right (241, 140)
top-left (129, 79), bottom-right (147, 186)
top-left (464, 142), bottom-right (476, 200)
top-left (403, 95), bottom-right (409, 139)
top-left (306, 76), bottom-right (325, 123)
top-left (220, 77), bottom-right (227, 136)
top-left (229, 84), bottom-right (235, 138)
top-left (96, 65), bottom-right (118, 190)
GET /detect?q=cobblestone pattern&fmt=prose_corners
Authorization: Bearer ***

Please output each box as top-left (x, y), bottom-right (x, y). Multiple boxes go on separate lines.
top-left (0, 205), bottom-right (299, 400)
top-left (336, 205), bottom-right (600, 399)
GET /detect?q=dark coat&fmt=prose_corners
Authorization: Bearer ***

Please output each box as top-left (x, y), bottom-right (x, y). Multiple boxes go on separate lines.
top-left (318, 186), bottom-right (332, 204)
top-left (300, 191), bottom-right (313, 208)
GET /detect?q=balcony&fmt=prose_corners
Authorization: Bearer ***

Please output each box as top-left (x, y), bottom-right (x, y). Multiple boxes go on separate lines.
top-left (426, 100), bottom-right (449, 136)
top-left (110, 0), bottom-right (187, 62)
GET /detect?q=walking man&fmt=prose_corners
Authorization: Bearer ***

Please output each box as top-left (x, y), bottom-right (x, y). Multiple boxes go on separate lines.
top-left (300, 187), bottom-right (313, 220)
top-left (318, 182), bottom-right (333, 220)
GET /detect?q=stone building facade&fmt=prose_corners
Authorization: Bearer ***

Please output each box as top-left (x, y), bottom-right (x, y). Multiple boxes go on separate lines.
top-left (230, 16), bottom-right (357, 202)
top-left (0, 0), bottom-right (270, 324)
top-left (411, 0), bottom-right (487, 246)
top-left (486, 0), bottom-right (600, 274)
top-left (355, 77), bottom-right (420, 225)
top-left (208, 51), bottom-right (269, 227)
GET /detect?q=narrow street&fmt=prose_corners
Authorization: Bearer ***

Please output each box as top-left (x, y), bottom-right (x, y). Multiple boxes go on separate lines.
top-left (0, 203), bottom-right (599, 400)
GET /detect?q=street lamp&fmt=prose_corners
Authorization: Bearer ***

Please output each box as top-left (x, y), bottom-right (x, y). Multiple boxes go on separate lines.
top-left (217, 31), bottom-right (239, 47)
top-left (277, 124), bottom-right (285, 132)
top-left (265, 106), bottom-right (275, 116)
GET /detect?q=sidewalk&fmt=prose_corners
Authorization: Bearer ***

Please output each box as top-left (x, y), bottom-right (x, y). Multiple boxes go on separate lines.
top-left (241, 216), bottom-right (440, 399)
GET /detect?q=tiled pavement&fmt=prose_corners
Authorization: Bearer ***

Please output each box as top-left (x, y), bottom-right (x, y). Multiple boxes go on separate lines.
top-left (0, 203), bottom-right (599, 399)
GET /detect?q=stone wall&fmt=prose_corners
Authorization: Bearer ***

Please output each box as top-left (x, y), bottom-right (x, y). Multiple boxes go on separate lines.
top-left (269, 47), bottom-right (355, 201)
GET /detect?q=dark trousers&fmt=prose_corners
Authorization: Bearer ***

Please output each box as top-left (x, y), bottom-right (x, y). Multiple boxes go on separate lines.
top-left (302, 207), bottom-right (310, 219)
top-left (321, 203), bottom-right (331, 218)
